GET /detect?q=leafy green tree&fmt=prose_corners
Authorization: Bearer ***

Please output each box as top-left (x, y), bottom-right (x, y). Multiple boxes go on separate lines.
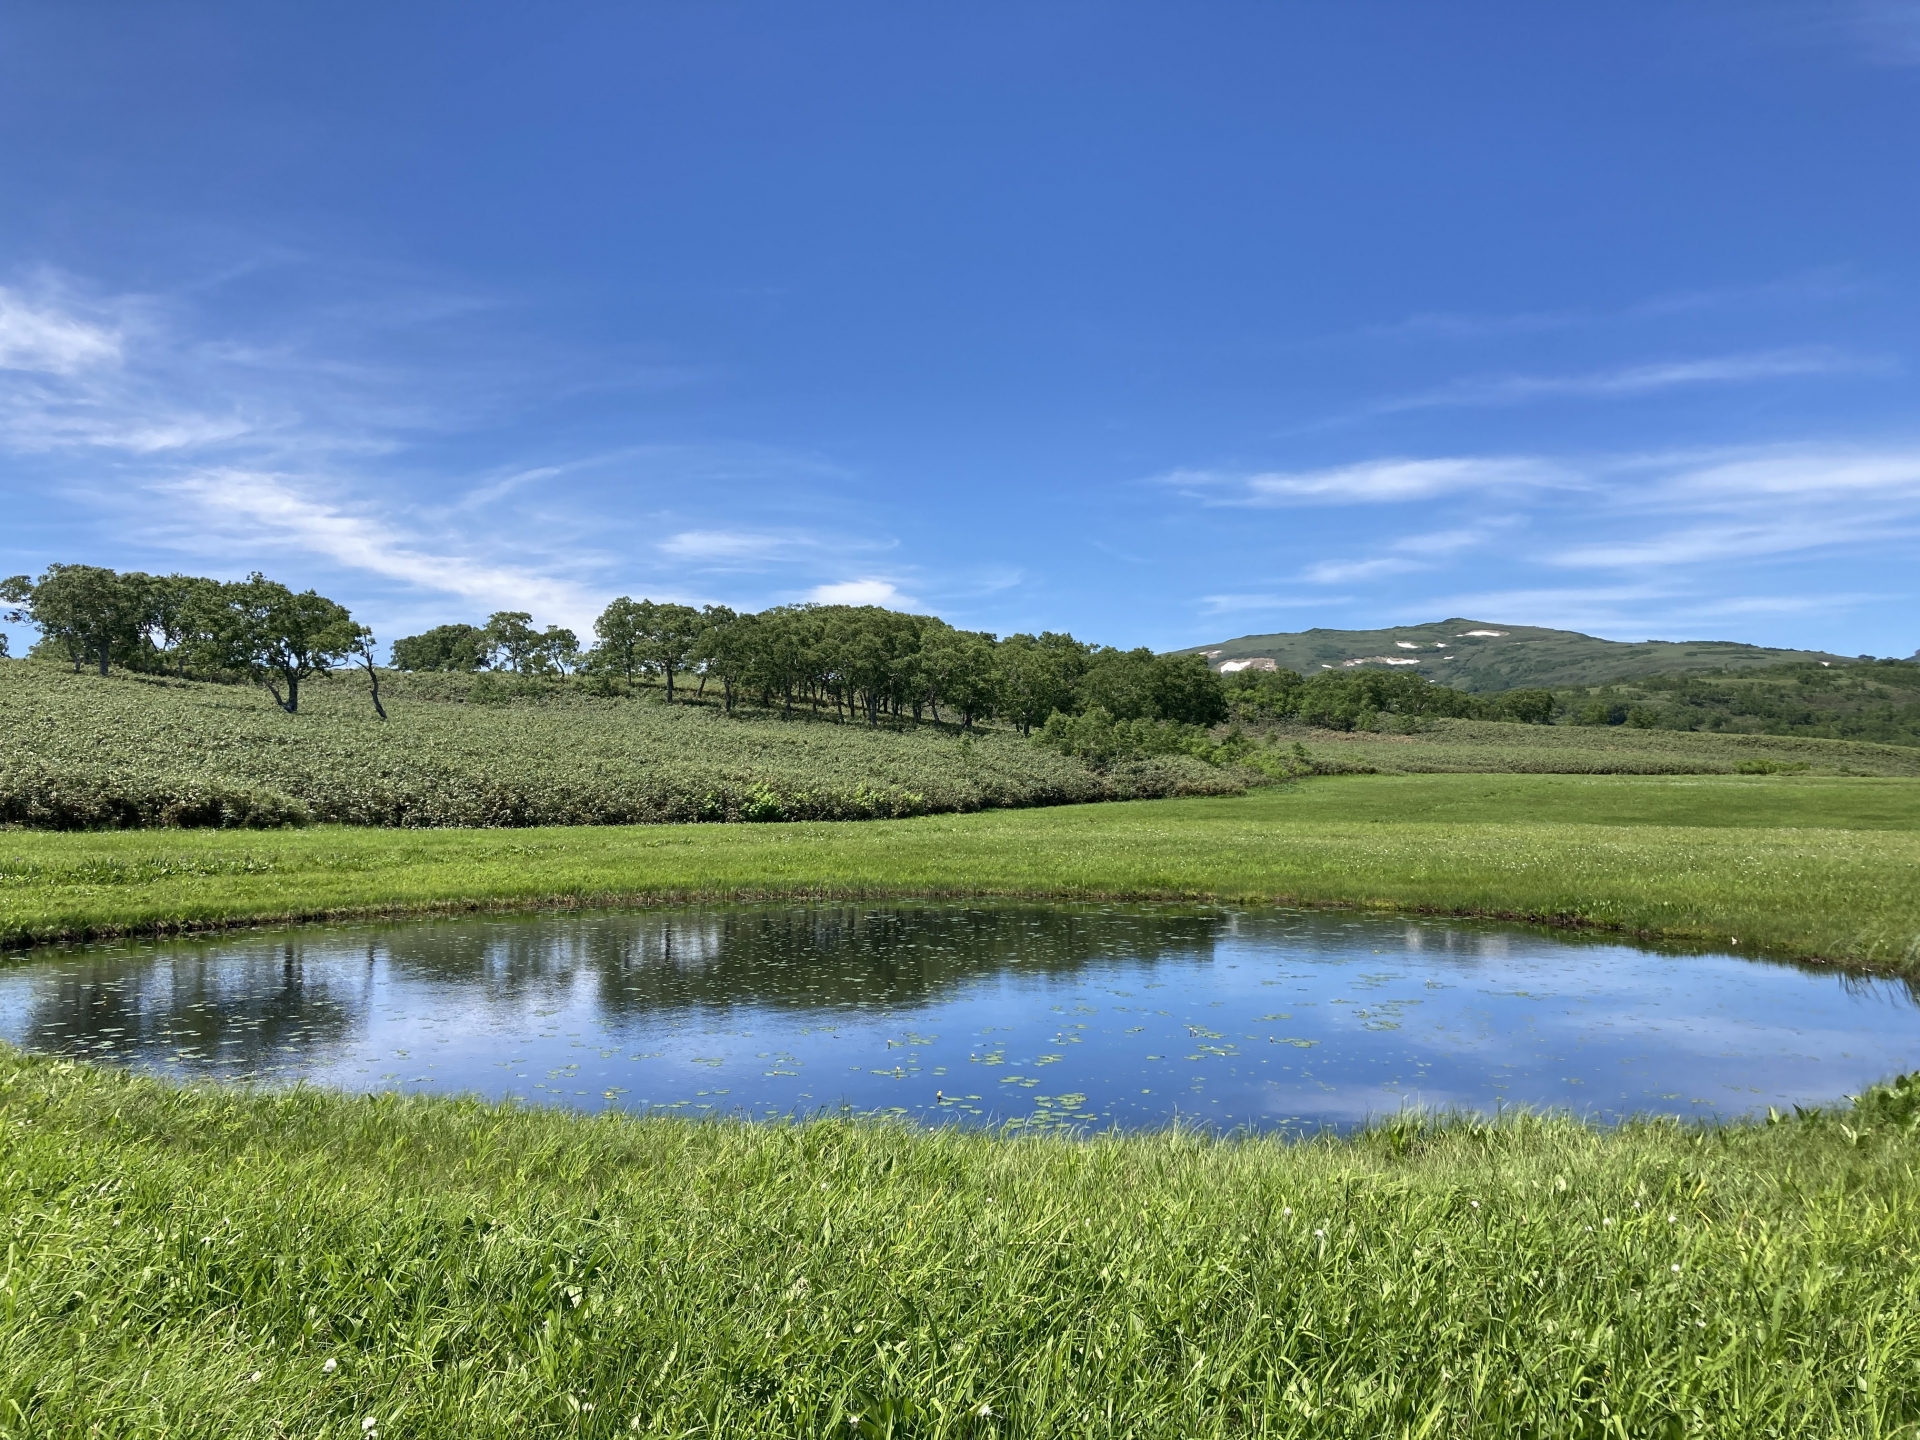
top-left (0, 576), bottom-right (27, 660)
top-left (482, 612), bottom-right (541, 673)
top-left (744, 605), bottom-right (818, 715)
top-left (591, 598), bottom-right (647, 684)
top-left (944, 633), bottom-right (1000, 731)
top-left (536, 626), bottom-right (580, 675)
top-left (691, 604), bottom-right (737, 700)
top-left (15, 564), bottom-right (150, 674)
top-left (391, 623), bottom-right (488, 672)
top-left (1146, 652), bottom-right (1228, 726)
top-left (917, 625), bottom-right (989, 729)
top-left (1034, 706), bottom-right (1217, 767)
top-left (1080, 648), bottom-right (1227, 726)
top-left (695, 606), bottom-right (753, 711)
top-left (996, 632), bottom-right (1087, 736)
top-left (202, 574), bottom-right (357, 713)
top-left (1079, 647), bottom-right (1158, 719)
top-left (647, 602), bottom-right (703, 703)
top-left (1222, 667), bottom-right (1306, 720)
top-left (140, 573), bottom-right (217, 676)
top-left (1487, 688), bottom-right (1554, 725)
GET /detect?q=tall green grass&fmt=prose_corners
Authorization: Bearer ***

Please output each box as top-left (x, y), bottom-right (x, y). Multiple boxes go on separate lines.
top-left (7, 776), bottom-right (1919, 968)
top-left (4, 1049), bottom-right (1919, 1436)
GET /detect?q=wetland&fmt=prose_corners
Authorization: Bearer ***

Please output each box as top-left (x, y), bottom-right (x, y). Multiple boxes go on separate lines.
top-left (8, 901), bottom-right (1917, 1131)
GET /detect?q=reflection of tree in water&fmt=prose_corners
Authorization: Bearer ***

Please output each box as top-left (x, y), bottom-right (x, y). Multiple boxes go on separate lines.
top-left (14, 940), bottom-right (372, 1075)
top-left (15, 904), bottom-right (1908, 1084)
top-left (375, 905), bottom-right (1231, 1021)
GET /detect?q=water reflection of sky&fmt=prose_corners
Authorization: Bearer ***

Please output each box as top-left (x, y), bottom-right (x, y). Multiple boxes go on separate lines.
top-left (4, 905), bottom-right (1917, 1133)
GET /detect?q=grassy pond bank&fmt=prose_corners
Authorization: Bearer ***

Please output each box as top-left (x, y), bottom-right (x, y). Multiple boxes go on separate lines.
top-left (4, 772), bottom-right (1920, 1434)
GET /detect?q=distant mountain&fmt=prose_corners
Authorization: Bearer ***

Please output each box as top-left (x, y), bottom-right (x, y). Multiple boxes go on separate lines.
top-left (1173, 619), bottom-right (1859, 693)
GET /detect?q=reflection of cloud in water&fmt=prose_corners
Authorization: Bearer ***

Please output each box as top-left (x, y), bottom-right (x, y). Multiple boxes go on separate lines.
top-left (2, 903), bottom-right (1917, 1132)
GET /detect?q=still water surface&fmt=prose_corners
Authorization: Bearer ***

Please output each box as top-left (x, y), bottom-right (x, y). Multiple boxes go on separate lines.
top-left (4, 904), bottom-right (1917, 1132)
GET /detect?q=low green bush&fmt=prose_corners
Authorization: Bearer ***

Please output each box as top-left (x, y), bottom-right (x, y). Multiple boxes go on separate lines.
top-left (0, 660), bottom-right (1248, 831)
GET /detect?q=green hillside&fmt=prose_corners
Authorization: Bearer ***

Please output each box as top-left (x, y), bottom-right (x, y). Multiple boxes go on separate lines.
top-left (1553, 659), bottom-right (1920, 747)
top-left (0, 661), bottom-right (1244, 830)
top-left (1178, 618), bottom-right (1857, 692)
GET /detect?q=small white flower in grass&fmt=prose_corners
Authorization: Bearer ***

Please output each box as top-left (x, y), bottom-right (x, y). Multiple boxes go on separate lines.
top-left (363, 1420), bottom-right (378, 1433)
top-left (1469, 1201), bottom-right (1479, 1209)
top-left (1668, 1215), bottom-right (1677, 1224)
top-left (976, 1402), bottom-right (995, 1418)
top-left (1584, 1225), bottom-right (1593, 1232)
top-left (1314, 1228), bottom-right (1326, 1238)
top-left (1603, 1218), bottom-right (1613, 1226)
top-left (322, 1358), bottom-right (337, 1374)
top-left (249, 1371), bottom-right (262, 1383)
top-left (1671, 1264), bottom-right (1682, 1273)
top-left (1282, 1208), bottom-right (1292, 1217)
top-left (1696, 1320), bottom-right (1706, 1328)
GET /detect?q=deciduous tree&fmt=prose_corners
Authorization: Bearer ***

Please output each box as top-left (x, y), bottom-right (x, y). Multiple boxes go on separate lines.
top-left (203, 574), bottom-right (357, 713)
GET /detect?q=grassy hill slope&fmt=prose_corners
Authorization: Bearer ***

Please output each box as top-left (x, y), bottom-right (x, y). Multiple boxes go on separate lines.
top-left (1179, 618), bottom-right (1856, 691)
top-left (1264, 716), bottom-right (1920, 776)
top-left (0, 661), bottom-right (1242, 829)
top-left (1553, 659), bottom-right (1920, 747)
top-left (7, 660), bottom-right (1919, 834)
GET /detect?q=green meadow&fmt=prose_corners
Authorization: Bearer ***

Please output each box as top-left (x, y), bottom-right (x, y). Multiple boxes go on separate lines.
top-left (6, 774), bottom-right (1919, 968)
top-left (5, 766), bottom-right (1920, 1435)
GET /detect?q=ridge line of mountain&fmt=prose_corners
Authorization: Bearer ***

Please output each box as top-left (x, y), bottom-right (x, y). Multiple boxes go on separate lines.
top-left (1171, 618), bottom-right (1892, 693)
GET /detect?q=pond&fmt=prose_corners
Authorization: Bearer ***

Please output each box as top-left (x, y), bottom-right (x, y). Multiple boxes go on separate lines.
top-left (4, 904), bottom-right (1917, 1132)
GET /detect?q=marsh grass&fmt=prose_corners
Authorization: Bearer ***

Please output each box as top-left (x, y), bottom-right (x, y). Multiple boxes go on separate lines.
top-left (6, 776), bottom-right (1919, 968)
top-left (3, 1050), bottom-right (1920, 1436)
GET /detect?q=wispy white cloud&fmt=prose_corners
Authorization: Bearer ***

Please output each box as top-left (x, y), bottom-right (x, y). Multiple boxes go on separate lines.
top-left (661, 529), bottom-right (810, 563)
top-left (1165, 455), bottom-right (1567, 507)
top-left (1684, 591), bottom-right (1895, 618)
top-left (1405, 584), bottom-right (1683, 637)
top-left (1169, 438), bottom-right (1920, 648)
top-left (1199, 592), bottom-right (1353, 615)
top-left (1300, 556), bottom-right (1424, 584)
top-left (0, 286), bottom-right (123, 374)
top-left (1389, 524), bottom-right (1514, 557)
top-left (1658, 444), bottom-right (1920, 501)
top-left (1406, 581), bottom-right (1892, 640)
top-left (1351, 271), bottom-right (1863, 344)
top-left (160, 468), bottom-right (607, 627)
top-left (1379, 347), bottom-right (1883, 413)
top-left (1549, 444), bottom-right (1920, 569)
top-left (1169, 442), bottom-right (1920, 587)
top-left (0, 278), bottom-right (646, 627)
top-left (1292, 520), bottom-right (1521, 587)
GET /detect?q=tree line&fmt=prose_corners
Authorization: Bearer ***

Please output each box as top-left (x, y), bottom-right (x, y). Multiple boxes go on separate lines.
top-left (1, 563), bottom-right (1559, 737)
top-left (1220, 666), bottom-right (1554, 730)
top-left (393, 599), bottom-right (1229, 732)
top-left (1, 564), bottom-right (383, 716)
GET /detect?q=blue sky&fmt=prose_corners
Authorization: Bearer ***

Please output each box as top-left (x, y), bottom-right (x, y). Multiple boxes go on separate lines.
top-left (2, 2), bottom-right (1918, 658)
